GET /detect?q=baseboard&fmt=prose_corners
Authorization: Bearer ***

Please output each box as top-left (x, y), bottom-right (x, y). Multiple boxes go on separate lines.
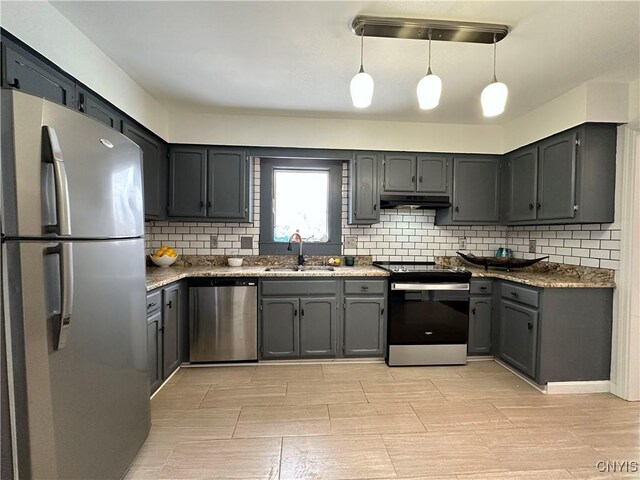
top-left (150, 366), bottom-right (182, 399)
top-left (494, 358), bottom-right (545, 393)
top-left (545, 380), bottom-right (611, 395)
top-left (466, 355), bottom-right (494, 362)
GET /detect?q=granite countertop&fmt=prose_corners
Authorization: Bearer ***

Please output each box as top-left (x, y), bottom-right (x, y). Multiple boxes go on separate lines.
top-left (465, 266), bottom-right (615, 289)
top-left (146, 265), bottom-right (389, 290)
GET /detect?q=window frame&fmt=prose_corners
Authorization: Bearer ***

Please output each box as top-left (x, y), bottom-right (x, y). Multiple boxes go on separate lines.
top-left (259, 158), bottom-right (343, 255)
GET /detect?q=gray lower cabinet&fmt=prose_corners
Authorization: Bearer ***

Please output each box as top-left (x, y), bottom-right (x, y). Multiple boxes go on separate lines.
top-left (499, 299), bottom-right (539, 377)
top-left (77, 88), bottom-right (123, 131)
top-left (123, 121), bottom-right (167, 220)
top-left (343, 297), bottom-right (385, 356)
top-left (436, 156), bottom-right (501, 225)
top-left (1, 36), bottom-right (76, 107)
top-left (146, 282), bottom-right (185, 394)
top-left (300, 297), bottom-right (337, 357)
top-left (468, 297), bottom-right (493, 355)
top-left (348, 153), bottom-right (380, 224)
top-left (260, 297), bottom-right (300, 358)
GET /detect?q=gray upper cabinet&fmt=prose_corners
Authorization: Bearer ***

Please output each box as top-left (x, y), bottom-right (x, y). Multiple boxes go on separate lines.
top-left (537, 131), bottom-right (577, 221)
top-left (437, 156), bottom-right (500, 224)
top-left (348, 153), bottom-right (380, 224)
top-left (468, 297), bottom-right (492, 355)
top-left (123, 121), bottom-right (166, 220)
top-left (168, 147), bottom-right (207, 218)
top-left (207, 149), bottom-right (250, 221)
top-left (499, 299), bottom-right (539, 378)
top-left (162, 284), bottom-right (181, 376)
top-left (343, 297), bottom-right (385, 357)
top-left (504, 146), bottom-right (538, 222)
top-left (77, 88), bottom-right (123, 131)
top-left (416, 154), bottom-right (449, 194)
top-left (1, 38), bottom-right (76, 107)
top-left (261, 297), bottom-right (300, 358)
top-left (299, 297), bottom-right (337, 357)
top-left (383, 154), bottom-right (416, 192)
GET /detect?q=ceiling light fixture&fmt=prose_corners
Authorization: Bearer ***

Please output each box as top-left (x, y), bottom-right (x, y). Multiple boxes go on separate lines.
top-left (416, 29), bottom-right (442, 110)
top-left (481, 34), bottom-right (508, 117)
top-left (350, 26), bottom-right (374, 108)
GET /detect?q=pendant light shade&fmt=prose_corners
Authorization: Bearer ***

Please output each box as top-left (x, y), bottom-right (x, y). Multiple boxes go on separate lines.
top-left (351, 28), bottom-right (374, 108)
top-left (416, 30), bottom-right (441, 110)
top-left (481, 34), bottom-right (508, 117)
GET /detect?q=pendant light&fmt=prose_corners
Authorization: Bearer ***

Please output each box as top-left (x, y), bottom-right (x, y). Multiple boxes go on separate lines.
top-left (350, 27), bottom-right (374, 108)
top-left (416, 29), bottom-right (442, 110)
top-left (481, 34), bottom-right (508, 117)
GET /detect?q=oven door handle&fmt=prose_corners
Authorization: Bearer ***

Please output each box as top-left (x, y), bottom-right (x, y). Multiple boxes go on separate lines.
top-left (391, 283), bottom-right (470, 291)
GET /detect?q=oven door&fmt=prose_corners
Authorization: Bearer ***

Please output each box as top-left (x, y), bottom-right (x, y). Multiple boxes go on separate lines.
top-left (388, 283), bottom-right (470, 346)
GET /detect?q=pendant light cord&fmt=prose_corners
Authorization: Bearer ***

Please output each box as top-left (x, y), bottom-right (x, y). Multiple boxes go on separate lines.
top-left (492, 33), bottom-right (497, 82)
top-left (427, 29), bottom-right (433, 75)
top-left (359, 27), bottom-right (365, 73)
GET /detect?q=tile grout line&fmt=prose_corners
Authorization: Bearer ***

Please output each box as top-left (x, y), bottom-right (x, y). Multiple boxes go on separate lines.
top-left (277, 437), bottom-right (284, 480)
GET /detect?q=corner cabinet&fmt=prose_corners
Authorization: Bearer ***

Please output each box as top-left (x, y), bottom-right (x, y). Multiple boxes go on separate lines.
top-left (502, 124), bottom-right (616, 225)
top-left (468, 280), bottom-right (493, 355)
top-left (435, 156), bottom-right (501, 225)
top-left (168, 146), bottom-right (252, 222)
top-left (348, 153), bottom-right (380, 225)
top-left (123, 121), bottom-right (167, 220)
top-left (499, 299), bottom-right (539, 377)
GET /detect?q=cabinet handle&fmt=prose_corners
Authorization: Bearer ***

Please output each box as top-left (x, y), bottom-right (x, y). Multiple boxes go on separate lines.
top-left (200, 201), bottom-right (205, 210)
top-left (419, 176), bottom-right (423, 183)
top-left (455, 206), bottom-right (459, 212)
top-left (529, 203), bottom-right (534, 210)
top-left (527, 322), bottom-right (533, 330)
top-left (472, 307), bottom-right (476, 315)
top-left (301, 309), bottom-right (305, 316)
top-left (536, 203), bottom-right (541, 210)
top-left (381, 308), bottom-right (384, 316)
top-left (206, 201), bottom-right (212, 209)
top-left (411, 176), bottom-right (416, 183)
top-left (480, 286), bottom-right (487, 290)
top-left (361, 285), bottom-right (369, 290)
top-left (147, 302), bottom-right (157, 309)
top-left (373, 203), bottom-right (377, 211)
top-left (166, 300), bottom-right (172, 309)
top-left (510, 291), bottom-right (519, 297)
top-left (7, 78), bottom-right (20, 89)
top-left (78, 93), bottom-right (86, 113)
top-left (294, 309), bottom-right (298, 317)
top-left (159, 325), bottom-right (164, 332)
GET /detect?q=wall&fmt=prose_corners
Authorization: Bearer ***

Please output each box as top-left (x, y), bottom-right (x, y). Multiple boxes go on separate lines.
top-left (0, 1), bottom-right (169, 139)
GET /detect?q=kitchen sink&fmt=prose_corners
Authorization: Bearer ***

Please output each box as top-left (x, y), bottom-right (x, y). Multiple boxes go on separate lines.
top-left (263, 266), bottom-right (335, 272)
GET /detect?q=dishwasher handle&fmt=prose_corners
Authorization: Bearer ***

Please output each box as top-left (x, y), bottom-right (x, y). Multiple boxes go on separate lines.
top-left (189, 278), bottom-right (257, 288)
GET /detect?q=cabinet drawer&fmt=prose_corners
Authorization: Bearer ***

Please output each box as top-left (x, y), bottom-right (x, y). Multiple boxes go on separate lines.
top-left (146, 290), bottom-right (162, 314)
top-left (344, 280), bottom-right (386, 295)
top-left (261, 280), bottom-right (338, 296)
top-left (501, 283), bottom-right (539, 308)
top-left (470, 280), bottom-right (493, 295)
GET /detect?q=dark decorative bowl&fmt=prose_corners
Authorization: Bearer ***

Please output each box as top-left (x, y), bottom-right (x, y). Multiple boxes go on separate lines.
top-left (456, 251), bottom-right (549, 271)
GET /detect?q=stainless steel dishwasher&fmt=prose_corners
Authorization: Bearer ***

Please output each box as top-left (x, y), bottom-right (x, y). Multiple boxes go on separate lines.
top-left (189, 278), bottom-right (258, 362)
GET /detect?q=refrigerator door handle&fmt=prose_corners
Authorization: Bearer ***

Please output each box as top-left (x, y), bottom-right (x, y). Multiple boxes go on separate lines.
top-left (57, 242), bottom-right (74, 349)
top-left (44, 126), bottom-right (72, 236)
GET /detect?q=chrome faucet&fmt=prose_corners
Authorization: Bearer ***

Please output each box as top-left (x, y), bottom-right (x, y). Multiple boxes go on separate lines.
top-left (287, 230), bottom-right (304, 265)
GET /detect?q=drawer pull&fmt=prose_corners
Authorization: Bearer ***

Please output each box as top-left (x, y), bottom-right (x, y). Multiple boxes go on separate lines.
top-left (480, 286), bottom-right (487, 290)
top-left (147, 302), bottom-right (157, 308)
top-left (361, 285), bottom-right (369, 290)
top-left (510, 291), bottom-right (519, 297)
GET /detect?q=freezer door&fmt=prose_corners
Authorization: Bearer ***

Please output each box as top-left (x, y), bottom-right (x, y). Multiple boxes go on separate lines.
top-left (4, 238), bottom-right (149, 479)
top-left (1, 90), bottom-right (143, 239)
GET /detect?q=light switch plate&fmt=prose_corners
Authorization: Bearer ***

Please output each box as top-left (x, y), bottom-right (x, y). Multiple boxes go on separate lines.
top-left (459, 237), bottom-right (467, 249)
top-left (210, 235), bottom-right (218, 248)
top-left (529, 240), bottom-right (536, 253)
top-left (345, 236), bottom-right (357, 249)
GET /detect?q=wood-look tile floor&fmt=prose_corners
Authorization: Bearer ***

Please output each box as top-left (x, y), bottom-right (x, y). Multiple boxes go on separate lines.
top-left (125, 361), bottom-right (640, 480)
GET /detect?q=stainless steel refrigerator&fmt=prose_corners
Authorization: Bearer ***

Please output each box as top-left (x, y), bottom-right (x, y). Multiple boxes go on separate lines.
top-left (1, 90), bottom-right (150, 479)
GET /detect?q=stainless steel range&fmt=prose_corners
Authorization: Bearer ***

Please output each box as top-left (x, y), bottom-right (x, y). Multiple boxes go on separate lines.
top-left (373, 262), bottom-right (472, 366)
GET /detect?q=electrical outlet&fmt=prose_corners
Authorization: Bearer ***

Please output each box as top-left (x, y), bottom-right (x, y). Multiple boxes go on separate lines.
top-left (459, 237), bottom-right (467, 249)
top-left (344, 236), bottom-right (357, 249)
top-left (210, 235), bottom-right (218, 248)
top-left (529, 240), bottom-right (536, 253)
top-left (240, 236), bottom-right (253, 250)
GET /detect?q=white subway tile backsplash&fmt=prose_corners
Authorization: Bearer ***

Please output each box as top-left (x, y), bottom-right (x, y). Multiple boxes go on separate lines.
top-left (146, 160), bottom-right (621, 270)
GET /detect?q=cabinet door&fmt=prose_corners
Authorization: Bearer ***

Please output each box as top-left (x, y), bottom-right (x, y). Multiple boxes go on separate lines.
top-left (147, 310), bottom-right (163, 394)
top-left (77, 88), bottom-right (123, 131)
top-left (300, 297), bottom-right (337, 357)
top-left (349, 153), bottom-right (379, 224)
top-left (468, 297), bottom-right (492, 354)
top-left (207, 149), bottom-right (249, 220)
top-left (537, 131), bottom-right (577, 221)
top-left (417, 155), bottom-right (449, 194)
top-left (168, 147), bottom-right (207, 218)
top-left (499, 299), bottom-right (539, 378)
top-left (261, 298), bottom-right (300, 358)
top-left (452, 157), bottom-right (500, 222)
top-left (162, 285), bottom-right (181, 378)
top-left (344, 297), bottom-right (385, 357)
top-left (383, 155), bottom-right (416, 192)
top-left (123, 122), bottom-right (164, 219)
top-left (2, 40), bottom-right (76, 107)
top-left (505, 147), bottom-right (538, 222)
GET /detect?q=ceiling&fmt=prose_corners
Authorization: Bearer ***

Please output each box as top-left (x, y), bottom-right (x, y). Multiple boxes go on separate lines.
top-left (52, 1), bottom-right (639, 125)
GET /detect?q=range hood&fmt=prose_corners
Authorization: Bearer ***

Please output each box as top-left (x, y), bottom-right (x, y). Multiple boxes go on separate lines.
top-left (379, 195), bottom-right (451, 209)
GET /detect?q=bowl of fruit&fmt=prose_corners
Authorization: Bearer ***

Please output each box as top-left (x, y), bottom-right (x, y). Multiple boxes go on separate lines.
top-left (150, 246), bottom-right (178, 267)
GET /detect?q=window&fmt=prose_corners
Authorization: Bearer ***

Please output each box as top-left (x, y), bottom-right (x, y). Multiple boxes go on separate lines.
top-left (260, 158), bottom-right (343, 255)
